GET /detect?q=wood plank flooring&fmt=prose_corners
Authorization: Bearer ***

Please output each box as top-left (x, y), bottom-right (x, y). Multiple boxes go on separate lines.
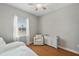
top-left (28, 44), bottom-right (79, 56)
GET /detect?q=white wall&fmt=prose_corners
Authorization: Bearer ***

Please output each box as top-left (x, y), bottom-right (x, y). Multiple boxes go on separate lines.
top-left (36, 16), bottom-right (41, 33)
top-left (39, 4), bottom-right (79, 52)
top-left (0, 4), bottom-right (37, 43)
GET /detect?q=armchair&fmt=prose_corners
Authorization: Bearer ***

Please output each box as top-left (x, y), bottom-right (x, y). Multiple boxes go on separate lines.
top-left (33, 34), bottom-right (44, 45)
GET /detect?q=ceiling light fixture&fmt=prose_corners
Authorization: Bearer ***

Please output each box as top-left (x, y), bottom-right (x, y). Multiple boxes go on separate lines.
top-left (28, 3), bottom-right (47, 11)
top-left (36, 4), bottom-right (42, 8)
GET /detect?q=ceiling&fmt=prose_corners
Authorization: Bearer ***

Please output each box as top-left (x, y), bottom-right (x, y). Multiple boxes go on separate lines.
top-left (7, 3), bottom-right (71, 16)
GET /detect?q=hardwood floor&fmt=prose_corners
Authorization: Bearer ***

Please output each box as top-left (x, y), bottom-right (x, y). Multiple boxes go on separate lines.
top-left (28, 44), bottom-right (79, 56)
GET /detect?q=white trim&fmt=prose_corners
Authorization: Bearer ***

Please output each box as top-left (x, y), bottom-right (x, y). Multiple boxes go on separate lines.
top-left (13, 15), bottom-right (18, 41)
top-left (59, 46), bottom-right (79, 55)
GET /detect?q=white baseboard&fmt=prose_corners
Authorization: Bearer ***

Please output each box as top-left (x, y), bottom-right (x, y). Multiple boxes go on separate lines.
top-left (59, 46), bottom-right (79, 55)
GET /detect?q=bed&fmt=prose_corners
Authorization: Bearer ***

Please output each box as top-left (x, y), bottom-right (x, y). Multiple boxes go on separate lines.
top-left (0, 38), bottom-right (37, 56)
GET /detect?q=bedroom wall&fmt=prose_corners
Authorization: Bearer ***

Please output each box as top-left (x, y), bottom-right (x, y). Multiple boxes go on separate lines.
top-left (39, 4), bottom-right (79, 52)
top-left (36, 16), bottom-right (41, 33)
top-left (0, 4), bottom-right (37, 43)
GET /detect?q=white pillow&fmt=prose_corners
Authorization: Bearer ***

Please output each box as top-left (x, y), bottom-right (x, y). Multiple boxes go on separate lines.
top-left (0, 37), bottom-right (6, 47)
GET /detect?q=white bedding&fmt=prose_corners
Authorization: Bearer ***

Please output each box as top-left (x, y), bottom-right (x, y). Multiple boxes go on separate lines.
top-left (0, 42), bottom-right (37, 56)
top-left (0, 46), bottom-right (37, 56)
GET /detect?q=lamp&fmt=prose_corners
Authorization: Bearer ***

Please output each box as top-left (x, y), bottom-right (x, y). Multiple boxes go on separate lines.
top-left (28, 3), bottom-right (47, 11)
